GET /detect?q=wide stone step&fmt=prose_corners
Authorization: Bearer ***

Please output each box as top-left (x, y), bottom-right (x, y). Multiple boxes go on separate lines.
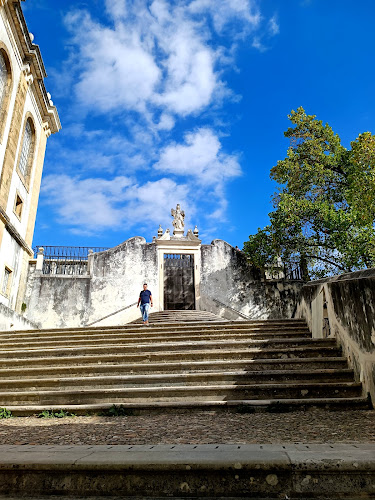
top-left (0, 381), bottom-right (363, 406)
top-left (0, 369), bottom-right (355, 391)
top-left (0, 346), bottom-right (342, 368)
top-left (132, 310), bottom-right (225, 323)
top-left (0, 316), bottom-right (366, 414)
top-left (0, 356), bottom-right (349, 379)
top-left (5, 396), bottom-right (371, 415)
top-left (0, 337), bottom-right (336, 358)
top-left (0, 321), bottom-right (310, 340)
top-left (0, 329), bottom-right (312, 349)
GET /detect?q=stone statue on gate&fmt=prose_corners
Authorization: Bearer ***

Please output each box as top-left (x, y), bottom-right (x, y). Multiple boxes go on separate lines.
top-left (171, 204), bottom-right (185, 236)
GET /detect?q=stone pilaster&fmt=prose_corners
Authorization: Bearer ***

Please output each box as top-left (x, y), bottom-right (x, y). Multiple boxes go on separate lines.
top-left (25, 125), bottom-right (48, 246)
top-left (0, 73), bottom-right (28, 216)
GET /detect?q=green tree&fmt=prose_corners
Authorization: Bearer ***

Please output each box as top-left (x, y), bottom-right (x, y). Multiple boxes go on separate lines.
top-left (244, 107), bottom-right (375, 280)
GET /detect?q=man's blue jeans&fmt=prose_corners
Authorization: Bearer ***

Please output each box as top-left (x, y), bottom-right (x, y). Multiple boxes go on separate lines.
top-left (140, 303), bottom-right (150, 322)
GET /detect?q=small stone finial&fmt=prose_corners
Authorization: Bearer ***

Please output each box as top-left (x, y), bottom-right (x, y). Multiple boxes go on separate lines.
top-left (193, 225), bottom-right (199, 237)
top-left (29, 32), bottom-right (34, 42)
top-left (37, 247), bottom-right (44, 256)
top-left (152, 236), bottom-right (156, 242)
top-left (88, 249), bottom-right (94, 255)
top-left (157, 224), bottom-right (163, 238)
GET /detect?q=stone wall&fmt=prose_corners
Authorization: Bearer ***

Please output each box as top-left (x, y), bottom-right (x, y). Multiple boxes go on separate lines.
top-left (24, 237), bottom-right (303, 329)
top-left (25, 237), bottom-right (158, 328)
top-left (295, 269), bottom-right (375, 404)
top-left (200, 240), bottom-right (303, 320)
top-left (0, 302), bottom-right (39, 331)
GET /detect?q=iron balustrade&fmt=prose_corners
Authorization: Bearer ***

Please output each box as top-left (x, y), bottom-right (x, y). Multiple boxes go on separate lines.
top-left (284, 265), bottom-right (304, 281)
top-left (33, 246), bottom-right (109, 275)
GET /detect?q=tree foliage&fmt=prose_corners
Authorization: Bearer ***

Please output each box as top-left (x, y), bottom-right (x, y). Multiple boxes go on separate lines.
top-left (243, 107), bottom-right (375, 280)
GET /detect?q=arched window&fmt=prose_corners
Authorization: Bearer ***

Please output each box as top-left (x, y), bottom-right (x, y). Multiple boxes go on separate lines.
top-left (17, 117), bottom-right (35, 186)
top-left (0, 51), bottom-right (7, 109)
top-left (18, 119), bottom-right (33, 177)
top-left (0, 47), bottom-right (12, 143)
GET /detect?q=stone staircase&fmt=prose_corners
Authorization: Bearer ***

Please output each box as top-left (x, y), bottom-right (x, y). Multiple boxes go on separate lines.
top-left (0, 314), bottom-right (370, 414)
top-left (132, 310), bottom-right (225, 323)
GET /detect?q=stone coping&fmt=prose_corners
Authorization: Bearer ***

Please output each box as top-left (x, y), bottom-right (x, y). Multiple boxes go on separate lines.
top-left (0, 444), bottom-right (373, 498)
top-left (0, 443), bottom-right (373, 470)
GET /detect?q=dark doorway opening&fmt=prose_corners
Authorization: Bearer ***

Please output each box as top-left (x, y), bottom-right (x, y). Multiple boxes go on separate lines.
top-left (164, 254), bottom-right (195, 310)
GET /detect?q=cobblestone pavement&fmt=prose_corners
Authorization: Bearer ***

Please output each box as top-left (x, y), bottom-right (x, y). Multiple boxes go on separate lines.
top-left (0, 409), bottom-right (374, 445)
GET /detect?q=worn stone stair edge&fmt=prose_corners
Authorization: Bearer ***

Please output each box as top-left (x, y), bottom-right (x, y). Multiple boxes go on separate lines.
top-left (0, 318), bottom-right (308, 335)
top-left (0, 358), bottom-right (349, 379)
top-left (0, 334), bottom-right (319, 350)
top-left (2, 397), bottom-right (371, 415)
top-left (0, 330), bottom-right (312, 346)
top-left (0, 443), bottom-right (373, 499)
top-left (0, 325), bottom-right (311, 341)
top-left (0, 347), bottom-right (342, 367)
top-left (0, 368), bottom-right (355, 385)
top-left (0, 381), bottom-right (362, 397)
top-left (0, 348), bottom-right (343, 369)
top-left (0, 338), bottom-right (337, 356)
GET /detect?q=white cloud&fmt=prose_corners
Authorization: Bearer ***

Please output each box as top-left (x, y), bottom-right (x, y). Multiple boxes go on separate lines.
top-left (40, 174), bottom-right (190, 234)
top-left (41, 175), bottom-right (132, 230)
top-left (155, 128), bottom-right (241, 185)
top-left (65, 11), bottom-right (161, 114)
top-left (268, 15), bottom-right (280, 36)
top-left (189, 0), bottom-right (261, 34)
top-left (63, 0), bottom-right (269, 120)
top-left (252, 36), bottom-right (268, 52)
top-left (156, 113), bottom-right (175, 131)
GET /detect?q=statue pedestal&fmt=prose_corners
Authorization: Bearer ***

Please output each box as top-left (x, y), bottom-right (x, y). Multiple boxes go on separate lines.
top-left (173, 229), bottom-right (184, 238)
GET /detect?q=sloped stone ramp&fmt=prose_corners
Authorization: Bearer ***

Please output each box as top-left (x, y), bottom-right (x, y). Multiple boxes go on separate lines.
top-left (0, 313), bottom-right (370, 414)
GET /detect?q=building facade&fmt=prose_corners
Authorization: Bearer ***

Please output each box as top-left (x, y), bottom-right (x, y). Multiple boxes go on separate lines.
top-left (0, 0), bottom-right (60, 321)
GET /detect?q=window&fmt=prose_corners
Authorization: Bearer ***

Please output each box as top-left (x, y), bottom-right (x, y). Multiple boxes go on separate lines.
top-left (14, 193), bottom-right (23, 220)
top-left (0, 51), bottom-right (7, 110)
top-left (0, 47), bottom-right (12, 143)
top-left (1, 267), bottom-right (11, 296)
top-left (18, 119), bottom-right (33, 177)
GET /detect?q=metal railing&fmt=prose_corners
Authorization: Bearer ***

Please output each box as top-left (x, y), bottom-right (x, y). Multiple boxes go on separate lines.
top-left (284, 265), bottom-right (304, 281)
top-left (33, 246), bottom-right (109, 275)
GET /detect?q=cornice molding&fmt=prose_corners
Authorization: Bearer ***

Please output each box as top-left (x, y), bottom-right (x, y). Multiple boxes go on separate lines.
top-left (7, 1), bottom-right (61, 134)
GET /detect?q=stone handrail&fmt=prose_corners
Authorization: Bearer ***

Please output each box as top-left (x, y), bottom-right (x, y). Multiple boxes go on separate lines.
top-left (85, 302), bottom-right (138, 327)
top-left (210, 298), bottom-right (251, 320)
top-left (295, 268), bottom-right (375, 404)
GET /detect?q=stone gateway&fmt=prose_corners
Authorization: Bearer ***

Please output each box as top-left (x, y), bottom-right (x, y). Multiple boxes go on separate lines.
top-left (24, 205), bottom-right (303, 329)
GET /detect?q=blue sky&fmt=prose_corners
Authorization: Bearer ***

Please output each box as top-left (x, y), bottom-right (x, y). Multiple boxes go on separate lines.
top-left (23, 0), bottom-right (375, 250)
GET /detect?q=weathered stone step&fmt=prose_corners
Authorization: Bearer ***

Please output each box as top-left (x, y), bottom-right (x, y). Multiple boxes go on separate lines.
top-left (0, 332), bottom-right (316, 351)
top-left (0, 443), bottom-right (374, 499)
top-left (0, 369), bottom-right (355, 391)
top-left (0, 321), bottom-right (310, 339)
top-left (132, 310), bottom-right (224, 323)
top-left (0, 345), bottom-right (342, 369)
top-left (5, 396), bottom-right (371, 415)
top-left (0, 337), bottom-right (336, 358)
top-left (0, 356), bottom-right (349, 379)
top-left (0, 382), bottom-right (363, 406)
top-left (0, 329), bottom-right (311, 348)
